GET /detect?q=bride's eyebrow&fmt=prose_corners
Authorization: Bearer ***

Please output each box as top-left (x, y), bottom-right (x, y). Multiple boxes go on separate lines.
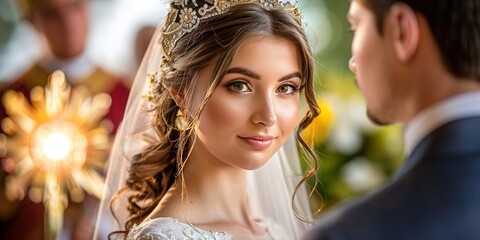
top-left (280, 72), bottom-right (302, 81)
top-left (226, 67), bottom-right (303, 81)
top-left (226, 67), bottom-right (261, 80)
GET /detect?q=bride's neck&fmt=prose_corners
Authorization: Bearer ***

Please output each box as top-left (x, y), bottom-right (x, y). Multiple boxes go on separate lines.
top-left (159, 145), bottom-right (256, 222)
top-left (181, 154), bottom-right (250, 217)
top-left (174, 167), bottom-right (263, 235)
top-left (148, 149), bottom-right (267, 235)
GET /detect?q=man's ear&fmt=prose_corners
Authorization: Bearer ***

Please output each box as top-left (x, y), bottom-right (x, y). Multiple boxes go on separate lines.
top-left (389, 3), bottom-right (419, 62)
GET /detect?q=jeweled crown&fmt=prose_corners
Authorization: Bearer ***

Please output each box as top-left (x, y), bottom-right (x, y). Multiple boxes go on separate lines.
top-left (161, 0), bottom-right (303, 64)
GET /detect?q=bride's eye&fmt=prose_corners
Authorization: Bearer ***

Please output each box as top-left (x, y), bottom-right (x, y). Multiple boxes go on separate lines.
top-left (226, 80), bottom-right (251, 93)
top-left (277, 83), bottom-right (299, 95)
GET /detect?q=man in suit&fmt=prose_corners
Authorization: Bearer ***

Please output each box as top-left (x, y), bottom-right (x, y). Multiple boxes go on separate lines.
top-left (304, 0), bottom-right (480, 239)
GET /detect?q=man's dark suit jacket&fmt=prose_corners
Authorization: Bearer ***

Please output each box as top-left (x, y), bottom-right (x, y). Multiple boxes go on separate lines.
top-left (304, 117), bottom-right (480, 240)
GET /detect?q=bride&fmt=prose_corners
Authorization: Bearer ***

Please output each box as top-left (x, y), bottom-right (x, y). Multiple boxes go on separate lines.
top-left (94, 0), bottom-right (320, 239)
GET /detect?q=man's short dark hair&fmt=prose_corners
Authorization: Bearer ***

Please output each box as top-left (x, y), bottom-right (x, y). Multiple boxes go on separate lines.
top-left (358, 0), bottom-right (480, 80)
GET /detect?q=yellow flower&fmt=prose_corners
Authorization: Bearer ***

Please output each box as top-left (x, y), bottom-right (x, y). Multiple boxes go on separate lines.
top-left (301, 98), bottom-right (335, 146)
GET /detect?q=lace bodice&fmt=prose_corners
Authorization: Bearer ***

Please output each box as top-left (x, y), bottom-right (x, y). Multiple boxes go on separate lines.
top-left (126, 217), bottom-right (280, 240)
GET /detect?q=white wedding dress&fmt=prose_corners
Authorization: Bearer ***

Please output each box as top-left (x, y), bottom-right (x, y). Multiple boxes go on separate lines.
top-left (126, 217), bottom-right (284, 240)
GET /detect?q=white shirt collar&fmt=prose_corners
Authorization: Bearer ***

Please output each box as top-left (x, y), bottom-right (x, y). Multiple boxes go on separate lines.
top-left (404, 91), bottom-right (480, 156)
top-left (41, 54), bottom-right (96, 83)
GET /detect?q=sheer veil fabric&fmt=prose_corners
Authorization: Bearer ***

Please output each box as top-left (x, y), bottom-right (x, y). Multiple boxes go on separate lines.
top-left (93, 7), bottom-right (312, 240)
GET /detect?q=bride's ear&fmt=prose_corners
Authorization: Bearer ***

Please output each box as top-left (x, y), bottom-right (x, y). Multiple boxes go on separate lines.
top-left (169, 87), bottom-right (185, 108)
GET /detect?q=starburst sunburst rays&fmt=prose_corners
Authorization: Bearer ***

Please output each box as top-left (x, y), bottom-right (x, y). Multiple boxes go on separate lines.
top-left (0, 70), bottom-right (112, 239)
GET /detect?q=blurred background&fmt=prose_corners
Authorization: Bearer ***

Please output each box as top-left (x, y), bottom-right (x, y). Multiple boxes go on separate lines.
top-left (0, 0), bottom-right (166, 81)
top-left (0, 0), bottom-right (404, 238)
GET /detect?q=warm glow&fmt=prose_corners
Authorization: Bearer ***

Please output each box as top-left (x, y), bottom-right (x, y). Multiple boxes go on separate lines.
top-left (30, 120), bottom-right (87, 172)
top-left (0, 70), bottom-right (112, 239)
top-left (43, 132), bottom-right (72, 161)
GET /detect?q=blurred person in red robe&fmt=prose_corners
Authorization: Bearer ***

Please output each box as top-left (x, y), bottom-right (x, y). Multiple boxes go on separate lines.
top-left (0, 0), bottom-right (130, 239)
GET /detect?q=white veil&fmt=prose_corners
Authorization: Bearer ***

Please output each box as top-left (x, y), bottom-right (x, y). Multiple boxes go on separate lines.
top-left (93, 4), bottom-right (312, 240)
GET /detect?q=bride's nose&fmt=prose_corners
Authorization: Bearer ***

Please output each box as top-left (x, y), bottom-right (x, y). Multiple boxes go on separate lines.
top-left (251, 94), bottom-right (277, 127)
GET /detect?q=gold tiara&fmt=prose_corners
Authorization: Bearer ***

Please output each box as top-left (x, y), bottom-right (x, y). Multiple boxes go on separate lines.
top-left (161, 0), bottom-right (303, 64)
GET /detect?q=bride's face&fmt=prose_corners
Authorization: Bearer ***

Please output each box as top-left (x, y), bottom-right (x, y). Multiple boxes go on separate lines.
top-left (190, 35), bottom-right (302, 170)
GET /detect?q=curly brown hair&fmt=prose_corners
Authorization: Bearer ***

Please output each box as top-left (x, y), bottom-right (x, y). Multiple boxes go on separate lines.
top-left (110, 3), bottom-right (320, 239)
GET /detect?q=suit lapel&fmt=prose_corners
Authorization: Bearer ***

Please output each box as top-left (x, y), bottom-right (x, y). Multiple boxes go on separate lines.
top-left (395, 116), bottom-right (480, 179)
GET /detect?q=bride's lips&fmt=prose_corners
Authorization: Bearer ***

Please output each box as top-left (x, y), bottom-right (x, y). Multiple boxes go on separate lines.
top-left (238, 135), bottom-right (275, 151)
